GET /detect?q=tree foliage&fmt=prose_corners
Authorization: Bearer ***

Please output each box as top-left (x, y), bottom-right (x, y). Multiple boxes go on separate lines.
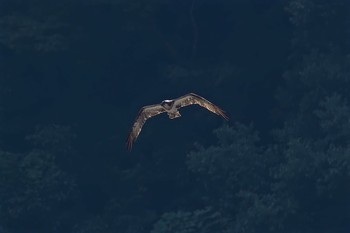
top-left (0, 125), bottom-right (77, 232)
top-left (0, 0), bottom-right (349, 232)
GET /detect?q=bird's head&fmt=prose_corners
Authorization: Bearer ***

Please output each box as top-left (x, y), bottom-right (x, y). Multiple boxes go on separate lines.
top-left (161, 100), bottom-right (174, 109)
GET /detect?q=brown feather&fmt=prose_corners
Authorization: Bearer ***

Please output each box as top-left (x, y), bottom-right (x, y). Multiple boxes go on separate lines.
top-left (126, 104), bottom-right (165, 151)
top-left (174, 93), bottom-right (229, 120)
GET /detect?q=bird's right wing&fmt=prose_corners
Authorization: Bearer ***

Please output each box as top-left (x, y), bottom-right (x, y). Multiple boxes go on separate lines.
top-left (127, 104), bottom-right (165, 151)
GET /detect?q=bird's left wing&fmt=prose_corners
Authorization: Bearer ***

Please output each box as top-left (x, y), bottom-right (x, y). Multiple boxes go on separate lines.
top-left (127, 104), bottom-right (165, 151)
top-left (174, 93), bottom-right (229, 120)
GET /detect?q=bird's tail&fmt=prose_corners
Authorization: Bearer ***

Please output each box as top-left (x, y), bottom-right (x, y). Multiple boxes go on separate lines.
top-left (168, 112), bottom-right (181, 119)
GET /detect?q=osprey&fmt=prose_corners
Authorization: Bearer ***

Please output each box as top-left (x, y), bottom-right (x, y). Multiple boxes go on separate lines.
top-left (126, 93), bottom-right (229, 150)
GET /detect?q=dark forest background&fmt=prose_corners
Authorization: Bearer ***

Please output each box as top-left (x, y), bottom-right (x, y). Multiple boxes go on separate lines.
top-left (0, 0), bottom-right (350, 232)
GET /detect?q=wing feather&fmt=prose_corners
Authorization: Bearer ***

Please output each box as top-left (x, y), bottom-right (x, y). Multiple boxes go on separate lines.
top-left (127, 104), bottom-right (165, 151)
top-left (174, 93), bottom-right (229, 120)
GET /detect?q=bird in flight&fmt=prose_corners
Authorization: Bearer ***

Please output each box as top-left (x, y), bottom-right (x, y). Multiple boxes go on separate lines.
top-left (126, 93), bottom-right (229, 151)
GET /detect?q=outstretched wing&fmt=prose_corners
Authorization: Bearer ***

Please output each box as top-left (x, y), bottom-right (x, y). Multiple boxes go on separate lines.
top-left (127, 104), bottom-right (165, 151)
top-left (174, 93), bottom-right (229, 120)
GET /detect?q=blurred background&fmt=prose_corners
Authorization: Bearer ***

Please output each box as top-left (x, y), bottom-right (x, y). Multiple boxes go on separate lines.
top-left (0, 0), bottom-right (350, 232)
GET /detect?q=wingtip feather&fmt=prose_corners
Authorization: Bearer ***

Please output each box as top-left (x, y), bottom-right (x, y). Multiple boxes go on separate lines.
top-left (213, 105), bottom-right (229, 121)
top-left (220, 110), bottom-right (229, 121)
top-left (222, 112), bottom-right (229, 121)
top-left (126, 134), bottom-right (134, 151)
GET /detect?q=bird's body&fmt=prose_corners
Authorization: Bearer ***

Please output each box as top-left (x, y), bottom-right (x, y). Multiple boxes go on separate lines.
top-left (161, 100), bottom-right (181, 119)
top-left (127, 93), bottom-right (229, 150)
